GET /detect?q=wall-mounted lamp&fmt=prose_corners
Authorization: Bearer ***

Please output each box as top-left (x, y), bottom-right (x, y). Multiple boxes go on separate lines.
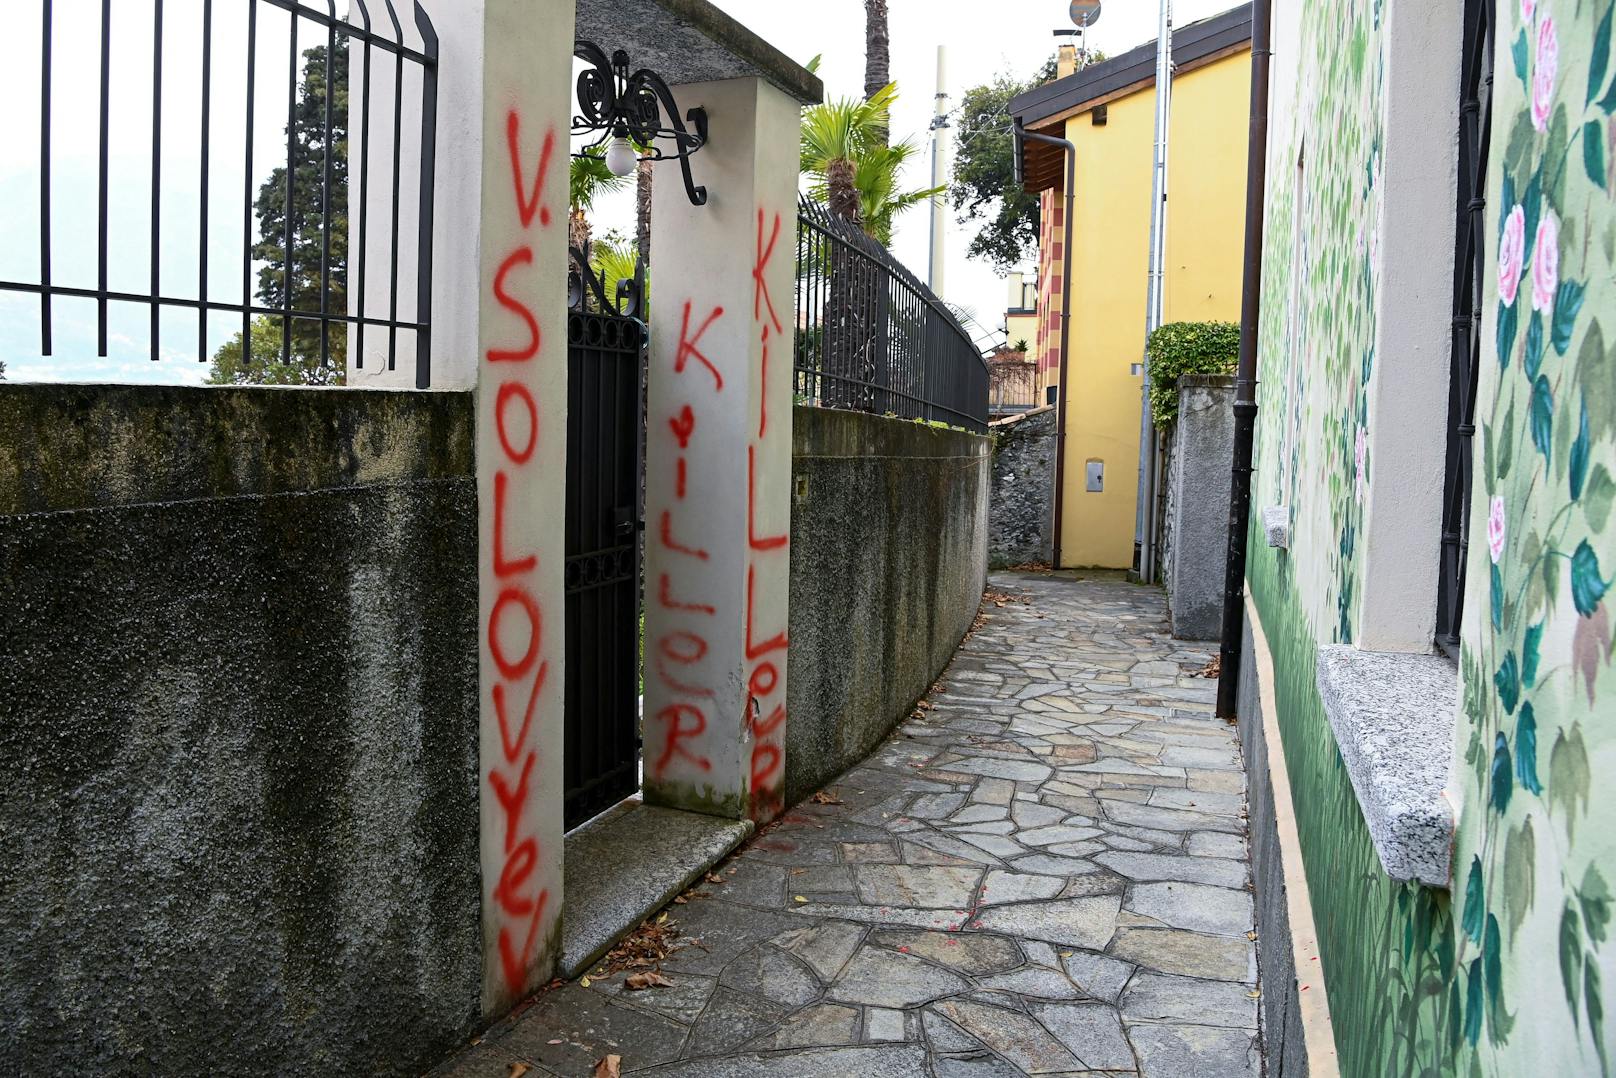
top-left (572, 40), bottom-right (709, 205)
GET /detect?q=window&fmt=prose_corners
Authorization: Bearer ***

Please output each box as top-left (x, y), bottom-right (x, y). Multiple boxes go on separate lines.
top-left (1436, 0), bottom-right (1495, 657)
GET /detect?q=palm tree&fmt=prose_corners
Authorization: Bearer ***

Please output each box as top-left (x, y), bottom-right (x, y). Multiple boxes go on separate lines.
top-left (864, 0), bottom-right (890, 145)
top-left (800, 83), bottom-right (940, 236)
top-left (569, 147), bottom-right (632, 253)
top-left (853, 141), bottom-right (942, 246)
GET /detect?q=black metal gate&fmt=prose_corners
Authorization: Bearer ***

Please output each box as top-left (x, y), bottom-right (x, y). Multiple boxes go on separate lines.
top-left (563, 281), bottom-right (645, 830)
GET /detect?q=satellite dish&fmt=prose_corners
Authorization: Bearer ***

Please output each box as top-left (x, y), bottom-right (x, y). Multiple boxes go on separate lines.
top-left (1070, 0), bottom-right (1102, 27)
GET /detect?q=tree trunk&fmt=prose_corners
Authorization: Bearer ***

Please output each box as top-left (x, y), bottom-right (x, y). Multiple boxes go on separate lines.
top-left (826, 158), bottom-right (860, 225)
top-left (864, 0), bottom-right (891, 146)
top-left (568, 208), bottom-right (592, 254)
top-left (635, 161), bottom-right (653, 265)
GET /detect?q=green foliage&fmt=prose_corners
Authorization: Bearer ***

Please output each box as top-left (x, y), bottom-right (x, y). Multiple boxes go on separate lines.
top-left (1143, 320), bottom-right (1240, 429)
top-left (570, 146), bottom-right (632, 215)
top-left (949, 52), bottom-right (1102, 272)
top-left (799, 82), bottom-right (942, 243)
top-left (209, 44), bottom-right (347, 384)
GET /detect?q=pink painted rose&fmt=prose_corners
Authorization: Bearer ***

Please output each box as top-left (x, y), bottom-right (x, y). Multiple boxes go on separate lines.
top-left (1355, 424), bottom-right (1368, 505)
top-left (1532, 211), bottom-right (1559, 313)
top-left (1498, 204), bottom-right (1526, 307)
top-left (1532, 16), bottom-right (1557, 132)
top-left (1522, 0), bottom-right (1535, 25)
top-left (1488, 495), bottom-right (1507, 563)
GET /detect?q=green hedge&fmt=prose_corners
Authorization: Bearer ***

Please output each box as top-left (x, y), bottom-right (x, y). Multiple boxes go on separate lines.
top-left (1145, 320), bottom-right (1240, 429)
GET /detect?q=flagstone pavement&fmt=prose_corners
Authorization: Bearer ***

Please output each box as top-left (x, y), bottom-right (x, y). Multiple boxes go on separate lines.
top-left (434, 572), bottom-right (1261, 1077)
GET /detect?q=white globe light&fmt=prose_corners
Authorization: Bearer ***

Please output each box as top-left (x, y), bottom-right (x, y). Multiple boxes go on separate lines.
top-left (605, 136), bottom-right (638, 177)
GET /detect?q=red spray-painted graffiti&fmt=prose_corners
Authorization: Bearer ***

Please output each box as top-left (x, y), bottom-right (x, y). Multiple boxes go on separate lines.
top-left (745, 208), bottom-right (789, 818)
top-left (485, 108), bottom-right (556, 998)
top-left (650, 304), bottom-right (725, 781)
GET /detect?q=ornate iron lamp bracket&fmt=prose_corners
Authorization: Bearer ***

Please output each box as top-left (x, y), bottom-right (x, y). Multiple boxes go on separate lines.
top-left (572, 40), bottom-right (709, 206)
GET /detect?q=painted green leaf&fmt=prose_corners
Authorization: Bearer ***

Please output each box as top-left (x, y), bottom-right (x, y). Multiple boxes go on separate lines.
top-left (1571, 397), bottom-right (1591, 501)
top-left (1531, 375), bottom-right (1554, 464)
top-left (1547, 106), bottom-right (1570, 206)
top-left (1525, 311), bottom-right (1546, 380)
top-left (1495, 652), bottom-right (1520, 714)
top-left (1503, 817), bottom-right (1536, 935)
top-left (1563, 903), bottom-right (1585, 1021)
top-left (1498, 301), bottom-right (1519, 370)
top-left (1499, 397), bottom-right (1516, 479)
top-left (1491, 732), bottom-right (1514, 812)
top-left (1582, 865), bottom-right (1613, 945)
top-left (1587, 465), bottom-right (1616, 531)
top-left (1579, 323), bottom-right (1612, 442)
top-left (1602, 64), bottom-right (1616, 112)
top-left (1466, 957), bottom-right (1485, 1045)
top-left (1522, 172), bottom-right (1544, 261)
top-left (1523, 621), bottom-right (1544, 686)
top-left (1589, 962), bottom-right (1608, 1071)
top-left (1553, 279), bottom-right (1586, 355)
top-left (1464, 855), bottom-right (1487, 943)
top-left (1586, 121), bottom-right (1608, 191)
top-left (1545, 553), bottom-right (1562, 612)
top-left (1593, 7), bottom-right (1615, 106)
top-left (1516, 703), bottom-right (1542, 795)
top-left (1484, 912), bottom-right (1507, 1039)
top-left (1511, 29), bottom-right (1528, 88)
top-left (1492, 561), bottom-right (1505, 631)
top-left (1572, 540), bottom-right (1609, 618)
top-left (1449, 978), bottom-right (1464, 1054)
top-left (1551, 725), bottom-right (1593, 840)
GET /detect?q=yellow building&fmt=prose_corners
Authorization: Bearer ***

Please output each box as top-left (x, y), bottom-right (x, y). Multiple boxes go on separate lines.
top-left (1010, 6), bottom-right (1251, 569)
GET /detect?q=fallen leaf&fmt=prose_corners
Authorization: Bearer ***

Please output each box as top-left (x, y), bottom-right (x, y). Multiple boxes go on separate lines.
top-left (508, 1064), bottom-right (531, 1078)
top-left (705, 872), bottom-right (723, 884)
top-left (794, 895), bottom-right (808, 903)
top-left (809, 791), bottom-right (844, 805)
top-left (547, 1039), bottom-right (563, 1045)
top-left (1246, 931), bottom-right (1258, 941)
top-left (673, 895), bottom-right (687, 904)
top-left (1247, 989), bottom-right (1262, 998)
top-left (580, 976), bottom-right (591, 988)
top-left (594, 1055), bottom-right (623, 1078)
top-left (625, 971), bottom-right (675, 990)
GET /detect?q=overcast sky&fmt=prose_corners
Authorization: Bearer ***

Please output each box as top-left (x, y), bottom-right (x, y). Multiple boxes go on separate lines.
top-left (0, 0), bottom-right (1237, 383)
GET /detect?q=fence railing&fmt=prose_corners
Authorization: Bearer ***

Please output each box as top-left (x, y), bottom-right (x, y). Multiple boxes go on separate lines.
top-left (3, 0), bottom-right (438, 387)
top-left (793, 197), bottom-right (989, 433)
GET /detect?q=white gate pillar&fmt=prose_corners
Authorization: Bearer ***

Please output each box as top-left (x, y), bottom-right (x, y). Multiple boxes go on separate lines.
top-left (643, 77), bottom-right (800, 822)
top-left (431, 0), bottom-right (575, 1013)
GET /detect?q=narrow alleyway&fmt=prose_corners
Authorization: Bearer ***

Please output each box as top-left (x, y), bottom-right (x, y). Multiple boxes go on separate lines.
top-left (437, 572), bottom-right (1259, 1077)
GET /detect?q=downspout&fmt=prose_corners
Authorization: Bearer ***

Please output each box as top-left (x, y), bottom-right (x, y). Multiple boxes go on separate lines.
top-left (1015, 123), bottom-right (1077, 568)
top-left (1215, 0), bottom-right (1273, 718)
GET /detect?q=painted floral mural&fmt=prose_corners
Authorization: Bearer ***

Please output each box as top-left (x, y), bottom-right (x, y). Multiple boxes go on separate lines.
top-left (1453, 0), bottom-right (1616, 1069)
top-left (1246, 0), bottom-right (1615, 1074)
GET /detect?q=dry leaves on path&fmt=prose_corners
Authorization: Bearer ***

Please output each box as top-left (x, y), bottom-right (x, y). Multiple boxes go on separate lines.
top-left (588, 914), bottom-right (684, 980)
top-left (594, 1055), bottom-right (622, 1078)
top-left (625, 971), bottom-right (675, 991)
top-left (507, 1064), bottom-right (530, 1078)
top-left (808, 790), bottom-right (843, 805)
top-left (1195, 656), bottom-right (1222, 679)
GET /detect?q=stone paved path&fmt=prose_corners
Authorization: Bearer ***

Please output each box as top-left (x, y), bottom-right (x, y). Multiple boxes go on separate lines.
top-left (436, 573), bottom-right (1260, 1077)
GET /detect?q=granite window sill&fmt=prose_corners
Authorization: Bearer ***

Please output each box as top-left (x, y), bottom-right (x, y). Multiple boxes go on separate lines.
top-left (1315, 645), bottom-right (1458, 889)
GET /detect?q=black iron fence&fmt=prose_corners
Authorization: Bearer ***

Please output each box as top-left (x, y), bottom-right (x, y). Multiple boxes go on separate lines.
top-left (794, 197), bottom-right (989, 433)
top-left (5, 0), bottom-right (438, 386)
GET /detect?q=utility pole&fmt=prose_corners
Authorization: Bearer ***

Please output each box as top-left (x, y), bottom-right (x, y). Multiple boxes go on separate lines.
top-left (928, 45), bottom-right (950, 294)
top-left (1135, 0), bottom-right (1173, 584)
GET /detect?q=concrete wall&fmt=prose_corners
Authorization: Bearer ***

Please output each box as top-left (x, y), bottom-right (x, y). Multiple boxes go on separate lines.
top-left (988, 404), bottom-right (1055, 568)
top-left (1164, 375), bottom-right (1235, 639)
top-left (0, 384), bottom-right (482, 1076)
top-left (785, 406), bottom-right (990, 805)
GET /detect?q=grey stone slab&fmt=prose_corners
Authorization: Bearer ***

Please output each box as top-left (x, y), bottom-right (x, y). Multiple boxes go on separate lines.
top-left (767, 1002), bottom-right (861, 1049)
top-left (951, 803), bottom-right (1010, 824)
top-left (1033, 1002), bottom-right (1136, 1070)
top-left (791, 903), bottom-right (973, 931)
top-left (1007, 854), bottom-right (1102, 877)
top-left (974, 779), bottom-right (1015, 805)
top-left (841, 841), bottom-right (901, 864)
top-left (869, 928), bottom-right (1024, 976)
top-left (560, 804), bottom-right (752, 977)
top-left (957, 833), bottom-right (1028, 858)
top-left (856, 865), bottom-right (984, 908)
top-left (977, 967), bottom-right (1084, 999)
top-left (943, 756), bottom-right (1055, 782)
top-left (950, 819), bottom-right (1019, 836)
top-left (1060, 952), bottom-right (1136, 1004)
top-left (1125, 882), bottom-right (1253, 937)
top-left (827, 946), bottom-right (971, 1007)
top-left (589, 969), bottom-right (719, 1024)
top-left (931, 1053), bottom-right (1026, 1078)
top-left (713, 859), bottom-right (789, 908)
top-left (912, 792), bottom-right (970, 819)
top-left (1108, 928), bottom-right (1254, 983)
top-left (1185, 833), bottom-right (1247, 859)
top-left (791, 864), bottom-right (855, 893)
top-left (978, 870), bottom-right (1066, 907)
top-left (971, 896), bottom-right (1121, 950)
top-left (1128, 1023), bottom-right (1261, 1077)
top-left (500, 984), bottom-right (690, 1074)
top-left (1158, 745), bottom-right (1242, 770)
top-left (902, 832), bottom-right (1007, 866)
top-left (660, 900), bottom-right (801, 976)
top-left (1095, 852), bottom-right (1248, 889)
top-left (772, 920), bottom-right (867, 982)
top-left (719, 944), bottom-right (822, 1006)
top-left (639, 1044), bottom-right (931, 1077)
top-left (1011, 800), bottom-right (1068, 828)
top-left (1149, 787), bottom-right (1246, 815)
top-left (1121, 973), bottom-right (1258, 1029)
top-left (922, 1008), bottom-right (985, 1053)
top-left (1020, 825), bottom-right (1103, 847)
top-left (865, 1007), bottom-right (906, 1042)
top-left (687, 988), bottom-right (787, 1056)
top-left (1316, 644), bottom-right (1458, 888)
top-left (930, 1000), bottom-right (1081, 1074)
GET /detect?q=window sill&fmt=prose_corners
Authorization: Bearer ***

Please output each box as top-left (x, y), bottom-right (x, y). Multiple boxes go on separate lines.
top-left (1315, 645), bottom-right (1457, 889)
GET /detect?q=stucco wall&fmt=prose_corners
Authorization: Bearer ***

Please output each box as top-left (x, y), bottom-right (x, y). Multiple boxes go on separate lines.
top-left (785, 406), bottom-right (991, 805)
top-left (1166, 375), bottom-right (1236, 639)
top-left (0, 385), bottom-right (482, 1076)
top-left (988, 404), bottom-right (1055, 568)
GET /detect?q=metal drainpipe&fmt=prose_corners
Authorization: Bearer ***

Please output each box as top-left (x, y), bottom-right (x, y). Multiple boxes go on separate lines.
top-left (1014, 123), bottom-right (1078, 568)
top-left (1215, 0), bottom-right (1273, 718)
